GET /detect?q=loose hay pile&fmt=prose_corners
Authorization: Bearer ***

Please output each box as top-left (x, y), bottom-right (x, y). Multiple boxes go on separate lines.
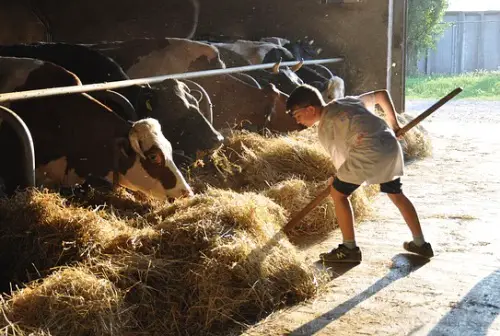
top-left (396, 112), bottom-right (433, 160)
top-left (0, 118), bottom-right (432, 335)
top-left (0, 188), bottom-right (326, 336)
top-left (371, 107), bottom-right (433, 161)
top-left (188, 128), bottom-right (387, 238)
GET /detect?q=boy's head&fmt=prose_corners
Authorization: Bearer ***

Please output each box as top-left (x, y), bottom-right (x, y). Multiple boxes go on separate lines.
top-left (286, 84), bottom-right (326, 127)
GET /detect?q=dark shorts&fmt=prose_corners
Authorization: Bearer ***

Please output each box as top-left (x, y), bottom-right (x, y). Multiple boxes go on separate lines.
top-left (332, 176), bottom-right (402, 196)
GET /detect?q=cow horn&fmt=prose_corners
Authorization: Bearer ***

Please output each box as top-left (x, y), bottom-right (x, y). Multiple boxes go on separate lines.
top-left (291, 59), bottom-right (304, 72)
top-left (271, 58), bottom-right (282, 74)
top-left (0, 106), bottom-right (35, 190)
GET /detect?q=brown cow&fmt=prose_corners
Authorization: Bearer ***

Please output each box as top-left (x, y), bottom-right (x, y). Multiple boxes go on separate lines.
top-left (193, 75), bottom-right (304, 133)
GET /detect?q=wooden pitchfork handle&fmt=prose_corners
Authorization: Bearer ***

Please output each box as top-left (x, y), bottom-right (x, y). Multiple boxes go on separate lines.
top-left (283, 87), bottom-right (463, 233)
top-left (395, 87), bottom-right (463, 138)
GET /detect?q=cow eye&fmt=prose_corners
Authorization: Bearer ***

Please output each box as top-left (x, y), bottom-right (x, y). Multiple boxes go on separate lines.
top-left (148, 152), bottom-right (162, 164)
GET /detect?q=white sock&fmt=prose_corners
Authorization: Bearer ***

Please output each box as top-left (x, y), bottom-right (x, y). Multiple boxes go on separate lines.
top-left (412, 235), bottom-right (426, 247)
top-left (343, 240), bottom-right (357, 249)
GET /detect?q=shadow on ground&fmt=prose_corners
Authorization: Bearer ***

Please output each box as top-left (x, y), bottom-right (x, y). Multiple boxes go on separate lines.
top-left (286, 253), bottom-right (430, 336)
top-left (428, 269), bottom-right (500, 336)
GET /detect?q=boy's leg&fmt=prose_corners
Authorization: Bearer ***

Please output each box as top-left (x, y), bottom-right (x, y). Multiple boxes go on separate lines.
top-left (381, 179), bottom-right (434, 257)
top-left (319, 177), bottom-right (362, 263)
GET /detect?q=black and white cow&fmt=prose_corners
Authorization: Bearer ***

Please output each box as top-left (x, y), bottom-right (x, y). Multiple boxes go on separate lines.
top-left (85, 38), bottom-right (225, 124)
top-left (208, 46), bottom-right (305, 96)
top-left (0, 42), bottom-right (224, 159)
top-left (87, 38), bottom-right (226, 77)
top-left (0, 57), bottom-right (193, 200)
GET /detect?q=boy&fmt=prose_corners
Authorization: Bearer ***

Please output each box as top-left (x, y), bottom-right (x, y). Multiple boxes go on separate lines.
top-left (286, 84), bottom-right (434, 263)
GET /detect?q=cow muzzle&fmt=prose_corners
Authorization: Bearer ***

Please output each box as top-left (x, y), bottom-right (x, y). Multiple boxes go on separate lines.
top-left (167, 188), bottom-right (194, 203)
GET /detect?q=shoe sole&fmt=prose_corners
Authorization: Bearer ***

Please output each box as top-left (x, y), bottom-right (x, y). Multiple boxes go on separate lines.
top-left (403, 248), bottom-right (434, 258)
top-left (319, 257), bottom-right (362, 263)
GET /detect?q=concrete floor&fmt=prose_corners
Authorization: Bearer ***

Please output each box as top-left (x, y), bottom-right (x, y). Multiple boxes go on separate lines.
top-left (241, 100), bottom-right (500, 336)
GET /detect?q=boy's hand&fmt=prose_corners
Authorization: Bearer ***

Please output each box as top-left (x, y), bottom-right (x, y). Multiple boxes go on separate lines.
top-left (327, 176), bottom-right (334, 186)
top-left (394, 125), bottom-right (403, 140)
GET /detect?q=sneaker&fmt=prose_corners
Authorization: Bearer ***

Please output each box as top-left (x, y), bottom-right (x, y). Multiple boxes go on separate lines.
top-left (403, 241), bottom-right (434, 258)
top-left (319, 244), bottom-right (362, 263)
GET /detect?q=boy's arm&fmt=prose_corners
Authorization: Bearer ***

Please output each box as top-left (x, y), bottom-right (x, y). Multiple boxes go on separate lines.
top-left (357, 89), bottom-right (401, 134)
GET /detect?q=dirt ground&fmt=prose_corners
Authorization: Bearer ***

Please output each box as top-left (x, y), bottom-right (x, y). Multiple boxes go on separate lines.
top-left (240, 99), bottom-right (500, 336)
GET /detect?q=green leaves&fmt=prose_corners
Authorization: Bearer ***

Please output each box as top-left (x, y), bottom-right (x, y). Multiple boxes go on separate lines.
top-left (407, 0), bottom-right (449, 74)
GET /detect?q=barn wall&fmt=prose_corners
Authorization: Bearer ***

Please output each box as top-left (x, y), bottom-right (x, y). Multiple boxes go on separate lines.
top-left (1, 0), bottom-right (406, 111)
top-left (194, 0), bottom-right (406, 111)
top-left (0, 3), bottom-right (48, 44)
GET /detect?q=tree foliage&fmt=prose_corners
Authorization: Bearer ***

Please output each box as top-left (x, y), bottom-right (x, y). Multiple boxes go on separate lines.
top-left (406, 0), bottom-right (449, 74)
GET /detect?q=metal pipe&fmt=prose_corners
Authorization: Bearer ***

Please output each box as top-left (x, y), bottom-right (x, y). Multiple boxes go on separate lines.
top-left (0, 57), bottom-right (344, 103)
top-left (0, 106), bottom-right (36, 189)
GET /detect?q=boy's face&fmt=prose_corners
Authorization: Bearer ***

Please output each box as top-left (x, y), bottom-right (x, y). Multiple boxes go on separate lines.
top-left (290, 105), bottom-right (319, 127)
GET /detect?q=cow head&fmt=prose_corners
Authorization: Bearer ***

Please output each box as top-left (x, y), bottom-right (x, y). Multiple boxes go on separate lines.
top-left (324, 76), bottom-right (345, 102)
top-left (283, 39), bottom-right (323, 60)
top-left (137, 79), bottom-right (224, 157)
top-left (117, 118), bottom-right (194, 200)
top-left (250, 58), bottom-right (304, 95)
top-left (289, 64), bottom-right (345, 103)
top-left (263, 84), bottom-right (306, 133)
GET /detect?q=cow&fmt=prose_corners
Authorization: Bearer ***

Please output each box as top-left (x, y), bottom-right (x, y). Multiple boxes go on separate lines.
top-left (261, 40), bottom-right (345, 101)
top-left (87, 38), bottom-right (226, 78)
top-left (192, 74), bottom-right (305, 133)
top-left (210, 40), bottom-right (295, 65)
top-left (0, 42), bottom-right (224, 159)
top-left (0, 57), bottom-right (193, 200)
top-left (210, 46), bottom-right (305, 97)
top-left (85, 38), bottom-right (225, 124)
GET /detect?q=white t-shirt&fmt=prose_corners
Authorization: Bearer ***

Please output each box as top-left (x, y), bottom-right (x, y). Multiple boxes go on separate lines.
top-left (317, 96), bottom-right (404, 185)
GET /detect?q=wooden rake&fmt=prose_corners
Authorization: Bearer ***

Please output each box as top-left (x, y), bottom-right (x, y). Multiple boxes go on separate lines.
top-left (283, 87), bottom-right (463, 232)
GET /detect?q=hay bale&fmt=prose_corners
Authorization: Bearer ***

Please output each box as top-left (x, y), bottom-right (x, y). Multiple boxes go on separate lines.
top-left (0, 266), bottom-right (129, 336)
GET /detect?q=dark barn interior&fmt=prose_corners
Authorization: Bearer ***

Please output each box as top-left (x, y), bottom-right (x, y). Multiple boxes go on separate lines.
top-left (0, 0), bottom-right (408, 111)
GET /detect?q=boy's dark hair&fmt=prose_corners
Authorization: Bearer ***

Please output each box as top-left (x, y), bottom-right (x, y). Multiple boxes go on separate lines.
top-left (286, 84), bottom-right (324, 114)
